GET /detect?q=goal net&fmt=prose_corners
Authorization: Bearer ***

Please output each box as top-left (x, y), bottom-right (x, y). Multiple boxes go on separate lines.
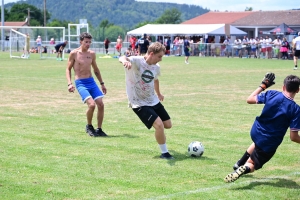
top-left (0, 26), bottom-right (65, 60)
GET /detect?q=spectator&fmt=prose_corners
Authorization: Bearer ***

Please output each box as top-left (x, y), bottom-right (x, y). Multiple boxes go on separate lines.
top-left (173, 37), bottom-right (179, 55)
top-left (265, 35), bottom-right (273, 59)
top-left (272, 36), bottom-right (282, 59)
top-left (280, 37), bottom-right (289, 60)
top-left (104, 38), bottom-right (110, 55)
top-left (234, 37), bottom-right (242, 58)
top-left (223, 36), bottom-right (232, 58)
top-left (36, 35), bottom-right (42, 53)
top-left (138, 33), bottom-right (150, 56)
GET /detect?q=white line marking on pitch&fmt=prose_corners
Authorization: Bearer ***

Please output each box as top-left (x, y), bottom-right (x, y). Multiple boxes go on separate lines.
top-left (145, 172), bottom-right (300, 200)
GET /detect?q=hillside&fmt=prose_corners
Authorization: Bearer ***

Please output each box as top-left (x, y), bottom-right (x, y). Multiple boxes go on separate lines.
top-left (21, 0), bottom-right (209, 28)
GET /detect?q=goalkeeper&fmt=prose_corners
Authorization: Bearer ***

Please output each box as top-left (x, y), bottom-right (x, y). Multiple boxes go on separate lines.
top-left (224, 73), bottom-right (300, 183)
top-left (55, 40), bottom-right (68, 61)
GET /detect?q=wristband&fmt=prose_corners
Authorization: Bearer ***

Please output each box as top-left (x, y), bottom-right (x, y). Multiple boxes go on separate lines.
top-left (100, 82), bottom-right (104, 85)
top-left (68, 83), bottom-right (72, 86)
top-left (259, 85), bottom-right (265, 91)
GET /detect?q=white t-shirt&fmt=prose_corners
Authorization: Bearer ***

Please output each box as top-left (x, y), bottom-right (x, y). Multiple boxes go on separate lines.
top-left (250, 39), bottom-right (256, 48)
top-left (234, 39), bottom-right (242, 49)
top-left (265, 38), bottom-right (272, 47)
top-left (260, 39), bottom-right (266, 48)
top-left (294, 36), bottom-right (300, 50)
top-left (273, 39), bottom-right (281, 49)
top-left (125, 56), bottom-right (160, 108)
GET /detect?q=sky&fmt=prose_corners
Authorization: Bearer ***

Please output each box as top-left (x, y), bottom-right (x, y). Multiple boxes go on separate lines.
top-left (2, 0), bottom-right (299, 11)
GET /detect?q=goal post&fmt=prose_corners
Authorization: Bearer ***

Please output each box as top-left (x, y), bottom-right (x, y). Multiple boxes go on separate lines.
top-left (9, 29), bottom-right (28, 59)
top-left (0, 26), bottom-right (66, 60)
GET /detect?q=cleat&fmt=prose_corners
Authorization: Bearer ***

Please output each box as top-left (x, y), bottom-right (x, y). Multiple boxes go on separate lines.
top-left (224, 166), bottom-right (247, 183)
top-left (95, 128), bottom-right (108, 137)
top-left (85, 124), bottom-right (99, 137)
top-left (160, 152), bottom-right (174, 159)
top-left (294, 67), bottom-right (298, 70)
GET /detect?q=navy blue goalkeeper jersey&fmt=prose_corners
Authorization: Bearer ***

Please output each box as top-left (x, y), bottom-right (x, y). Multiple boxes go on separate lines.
top-left (250, 90), bottom-right (300, 152)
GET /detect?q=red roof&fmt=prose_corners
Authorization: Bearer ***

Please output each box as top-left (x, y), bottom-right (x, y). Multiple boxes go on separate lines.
top-left (4, 21), bottom-right (28, 26)
top-left (182, 11), bottom-right (253, 24)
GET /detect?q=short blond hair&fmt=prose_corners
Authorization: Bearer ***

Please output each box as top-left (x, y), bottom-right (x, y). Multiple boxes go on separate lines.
top-left (147, 42), bottom-right (166, 54)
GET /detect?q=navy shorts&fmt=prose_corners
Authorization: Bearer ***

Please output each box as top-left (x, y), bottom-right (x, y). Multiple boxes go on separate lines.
top-left (184, 50), bottom-right (190, 57)
top-left (75, 77), bottom-right (104, 103)
top-left (251, 144), bottom-right (276, 170)
top-left (132, 102), bottom-right (170, 129)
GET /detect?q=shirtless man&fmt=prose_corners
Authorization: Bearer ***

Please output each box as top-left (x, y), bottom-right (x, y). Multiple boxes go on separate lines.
top-left (66, 32), bottom-right (107, 137)
top-left (116, 35), bottom-right (123, 56)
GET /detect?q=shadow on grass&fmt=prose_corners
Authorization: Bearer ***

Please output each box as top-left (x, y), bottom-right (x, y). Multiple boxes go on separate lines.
top-left (153, 149), bottom-right (216, 166)
top-left (95, 133), bottom-right (140, 138)
top-left (233, 178), bottom-right (300, 190)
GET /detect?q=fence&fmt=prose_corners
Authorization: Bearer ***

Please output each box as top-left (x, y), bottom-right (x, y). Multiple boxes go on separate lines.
top-left (1, 39), bottom-right (294, 59)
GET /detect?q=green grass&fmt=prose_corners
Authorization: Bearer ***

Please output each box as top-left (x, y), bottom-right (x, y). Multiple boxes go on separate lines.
top-left (0, 52), bottom-right (300, 200)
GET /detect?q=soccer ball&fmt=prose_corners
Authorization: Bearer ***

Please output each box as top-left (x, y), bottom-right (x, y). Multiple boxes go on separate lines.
top-left (188, 141), bottom-right (204, 157)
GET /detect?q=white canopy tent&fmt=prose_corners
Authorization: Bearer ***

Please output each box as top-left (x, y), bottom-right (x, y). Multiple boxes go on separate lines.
top-left (127, 24), bottom-right (247, 36)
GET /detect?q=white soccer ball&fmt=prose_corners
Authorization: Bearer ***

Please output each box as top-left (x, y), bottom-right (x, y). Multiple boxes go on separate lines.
top-left (188, 141), bottom-right (204, 157)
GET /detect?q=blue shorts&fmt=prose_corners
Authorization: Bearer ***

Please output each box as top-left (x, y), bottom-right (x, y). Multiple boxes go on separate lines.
top-left (75, 77), bottom-right (104, 103)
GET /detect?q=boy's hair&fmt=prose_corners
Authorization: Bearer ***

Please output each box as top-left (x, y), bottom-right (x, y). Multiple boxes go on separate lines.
top-left (147, 42), bottom-right (166, 54)
top-left (284, 75), bottom-right (300, 93)
top-left (79, 32), bottom-right (93, 41)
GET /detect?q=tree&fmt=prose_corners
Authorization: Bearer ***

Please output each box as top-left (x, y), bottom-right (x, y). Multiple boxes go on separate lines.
top-left (155, 8), bottom-right (182, 24)
top-left (245, 7), bottom-right (253, 11)
top-left (99, 19), bottom-right (114, 41)
top-left (7, 3), bottom-right (50, 26)
top-left (0, 8), bottom-right (9, 20)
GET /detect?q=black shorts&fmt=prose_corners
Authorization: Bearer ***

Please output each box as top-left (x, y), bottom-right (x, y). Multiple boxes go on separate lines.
top-left (294, 50), bottom-right (300, 57)
top-left (132, 102), bottom-right (170, 129)
top-left (55, 47), bottom-right (62, 53)
top-left (251, 144), bottom-right (276, 170)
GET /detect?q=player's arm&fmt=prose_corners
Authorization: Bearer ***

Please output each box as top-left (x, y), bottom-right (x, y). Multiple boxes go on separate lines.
top-left (154, 79), bottom-right (164, 101)
top-left (247, 72), bottom-right (275, 104)
top-left (119, 55), bottom-right (132, 69)
top-left (290, 131), bottom-right (300, 144)
top-left (91, 52), bottom-right (106, 94)
top-left (66, 51), bottom-right (75, 92)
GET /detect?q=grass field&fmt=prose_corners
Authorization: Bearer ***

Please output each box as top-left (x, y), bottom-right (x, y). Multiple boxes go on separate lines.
top-left (0, 52), bottom-right (300, 200)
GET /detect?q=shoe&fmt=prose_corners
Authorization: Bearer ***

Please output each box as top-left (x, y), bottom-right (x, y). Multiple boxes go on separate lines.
top-left (85, 124), bottom-right (99, 137)
top-left (185, 61), bottom-right (189, 64)
top-left (95, 128), bottom-right (108, 137)
top-left (294, 67), bottom-right (298, 70)
top-left (60, 58), bottom-right (63, 61)
top-left (160, 152), bottom-right (174, 159)
top-left (224, 166), bottom-right (247, 183)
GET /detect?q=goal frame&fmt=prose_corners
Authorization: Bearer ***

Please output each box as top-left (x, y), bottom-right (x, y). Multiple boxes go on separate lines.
top-left (0, 26), bottom-right (66, 59)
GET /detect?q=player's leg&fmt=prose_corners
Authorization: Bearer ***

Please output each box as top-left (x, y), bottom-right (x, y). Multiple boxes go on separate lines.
top-left (294, 51), bottom-right (298, 69)
top-left (233, 142), bottom-right (255, 170)
top-left (94, 97), bottom-right (106, 136)
top-left (85, 97), bottom-right (98, 136)
top-left (90, 84), bottom-right (106, 136)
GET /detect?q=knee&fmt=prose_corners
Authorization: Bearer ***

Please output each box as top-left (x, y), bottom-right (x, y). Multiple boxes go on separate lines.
top-left (163, 120), bottom-right (172, 129)
top-left (88, 102), bottom-right (96, 110)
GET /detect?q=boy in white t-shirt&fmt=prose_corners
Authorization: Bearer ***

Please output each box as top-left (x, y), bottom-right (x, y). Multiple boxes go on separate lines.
top-left (119, 42), bottom-right (174, 159)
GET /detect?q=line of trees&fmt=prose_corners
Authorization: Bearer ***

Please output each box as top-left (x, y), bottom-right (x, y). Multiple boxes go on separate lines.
top-left (1, 2), bottom-right (183, 42)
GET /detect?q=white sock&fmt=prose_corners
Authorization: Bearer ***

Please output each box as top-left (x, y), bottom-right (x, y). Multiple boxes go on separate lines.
top-left (159, 144), bottom-right (168, 154)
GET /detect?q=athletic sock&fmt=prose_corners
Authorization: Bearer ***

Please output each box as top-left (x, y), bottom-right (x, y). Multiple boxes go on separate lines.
top-left (237, 151), bottom-right (251, 166)
top-left (244, 166), bottom-right (251, 174)
top-left (159, 144), bottom-right (168, 154)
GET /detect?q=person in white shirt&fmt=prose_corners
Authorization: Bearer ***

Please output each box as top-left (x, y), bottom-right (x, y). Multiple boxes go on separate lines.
top-left (223, 36), bottom-right (232, 58)
top-left (234, 37), bottom-right (242, 58)
top-left (242, 36), bottom-right (251, 58)
top-left (119, 42), bottom-right (174, 159)
top-left (250, 37), bottom-right (257, 58)
top-left (293, 32), bottom-right (300, 70)
top-left (272, 36), bottom-right (282, 59)
top-left (265, 35), bottom-right (273, 59)
top-left (259, 37), bottom-right (266, 58)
